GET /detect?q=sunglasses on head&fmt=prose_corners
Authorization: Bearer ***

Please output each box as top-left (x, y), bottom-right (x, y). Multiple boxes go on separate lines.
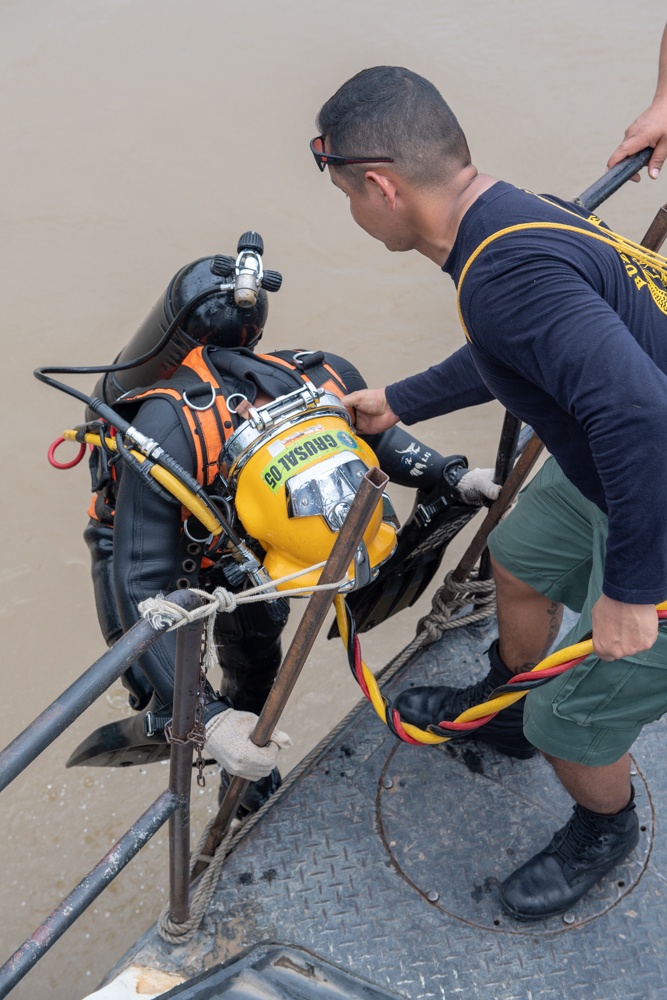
top-left (310, 135), bottom-right (394, 172)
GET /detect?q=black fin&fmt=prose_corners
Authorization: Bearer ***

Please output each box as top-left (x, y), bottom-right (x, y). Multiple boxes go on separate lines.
top-left (66, 707), bottom-right (172, 768)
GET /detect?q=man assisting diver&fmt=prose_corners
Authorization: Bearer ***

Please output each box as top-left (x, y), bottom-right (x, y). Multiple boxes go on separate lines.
top-left (66, 233), bottom-right (497, 815)
top-left (310, 66), bottom-right (667, 920)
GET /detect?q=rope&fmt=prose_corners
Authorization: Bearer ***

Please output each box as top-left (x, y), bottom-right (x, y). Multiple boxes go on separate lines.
top-left (156, 567), bottom-right (499, 942)
top-left (388, 570), bottom-right (496, 673)
top-left (154, 567), bottom-right (497, 942)
top-left (152, 562), bottom-right (349, 941)
top-left (138, 561), bottom-right (345, 629)
top-left (154, 564), bottom-right (496, 941)
top-left (157, 817), bottom-right (238, 943)
top-left (419, 571), bottom-right (496, 640)
top-left (138, 562), bottom-right (345, 674)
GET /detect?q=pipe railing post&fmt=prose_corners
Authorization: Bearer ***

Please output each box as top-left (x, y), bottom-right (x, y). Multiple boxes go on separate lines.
top-left (0, 588), bottom-right (205, 995)
top-left (191, 466), bottom-right (390, 881)
top-left (167, 615), bottom-right (205, 925)
top-left (0, 791), bottom-right (179, 1000)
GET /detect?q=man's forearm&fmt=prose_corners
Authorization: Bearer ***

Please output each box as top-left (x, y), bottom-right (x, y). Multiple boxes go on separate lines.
top-left (385, 346), bottom-right (494, 424)
top-left (654, 23), bottom-right (667, 100)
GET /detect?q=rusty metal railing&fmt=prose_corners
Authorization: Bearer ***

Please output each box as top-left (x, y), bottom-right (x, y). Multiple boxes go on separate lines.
top-left (0, 588), bottom-right (204, 999)
top-left (0, 468), bottom-right (389, 997)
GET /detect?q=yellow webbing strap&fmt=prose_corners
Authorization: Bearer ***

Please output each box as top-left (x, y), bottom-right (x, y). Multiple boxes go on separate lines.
top-left (456, 196), bottom-right (667, 342)
top-left (65, 430), bottom-right (225, 536)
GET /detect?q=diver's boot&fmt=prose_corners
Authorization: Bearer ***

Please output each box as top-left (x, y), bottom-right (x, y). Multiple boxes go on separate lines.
top-left (393, 639), bottom-right (536, 759)
top-left (499, 789), bottom-right (639, 920)
top-left (218, 767), bottom-right (282, 819)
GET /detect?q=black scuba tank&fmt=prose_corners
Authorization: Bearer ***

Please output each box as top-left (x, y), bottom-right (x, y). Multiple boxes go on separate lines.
top-left (90, 232), bottom-right (283, 410)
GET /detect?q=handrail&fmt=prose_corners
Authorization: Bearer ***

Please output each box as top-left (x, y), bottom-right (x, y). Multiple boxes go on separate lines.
top-left (0, 470), bottom-right (388, 992)
top-left (0, 588), bottom-right (204, 999)
top-left (0, 589), bottom-right (197, 792)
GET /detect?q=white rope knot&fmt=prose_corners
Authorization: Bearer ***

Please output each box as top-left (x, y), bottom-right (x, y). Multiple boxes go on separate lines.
top-left (138, 562), bottom-right (347, 634)
top-left (210, 587), bottom-right (238, 614)
top-left (138, 565), bottom-right (347, 676)
top-left (138, 589), bottom-right (238, 631)
top-left (137, 595), bottom-right (198, 631)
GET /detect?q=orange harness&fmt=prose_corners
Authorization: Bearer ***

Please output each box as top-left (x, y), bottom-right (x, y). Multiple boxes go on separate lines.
top-left (120, 346), bottom-right (348, 486)
top-left (88, 347), bottom-right (350, 529)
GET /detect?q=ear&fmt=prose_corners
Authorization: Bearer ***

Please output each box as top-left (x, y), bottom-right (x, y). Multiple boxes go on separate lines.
top-left (364, 171), bottom-right (398, 208)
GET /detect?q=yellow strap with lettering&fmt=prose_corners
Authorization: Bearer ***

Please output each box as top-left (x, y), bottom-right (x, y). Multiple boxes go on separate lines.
top-left (456, 195), bottom-right (667, 342)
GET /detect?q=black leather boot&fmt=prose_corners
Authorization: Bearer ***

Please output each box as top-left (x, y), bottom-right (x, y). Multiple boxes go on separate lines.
top-left (393, 640), bottom-right (536, 759)
top-left (499, 788), bottom-right (639, 920)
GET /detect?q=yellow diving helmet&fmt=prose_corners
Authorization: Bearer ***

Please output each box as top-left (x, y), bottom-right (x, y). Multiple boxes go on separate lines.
top-left (220, 382), bottom-right (397, 592)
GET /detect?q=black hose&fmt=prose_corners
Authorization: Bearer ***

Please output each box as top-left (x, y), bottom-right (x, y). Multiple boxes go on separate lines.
top-left (33, 284), bottom-right (223, 385)
top-left (114, 434), bottom-right (175, 504)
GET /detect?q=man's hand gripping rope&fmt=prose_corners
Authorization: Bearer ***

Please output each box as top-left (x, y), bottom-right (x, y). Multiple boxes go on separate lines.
top-left (335, 596), bottom-right (667, 746)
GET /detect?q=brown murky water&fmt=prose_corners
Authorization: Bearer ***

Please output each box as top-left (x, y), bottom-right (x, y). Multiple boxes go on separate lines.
top-left (0, 1), bottom-right (664, 996)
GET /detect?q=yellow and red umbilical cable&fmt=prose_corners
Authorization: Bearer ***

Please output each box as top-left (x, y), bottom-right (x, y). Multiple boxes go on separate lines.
top-left (333, 595), bottom-right (667, 747)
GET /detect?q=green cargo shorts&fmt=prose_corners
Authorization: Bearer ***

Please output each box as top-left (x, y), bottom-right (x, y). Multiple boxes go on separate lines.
top-left (487, 456), bottom-right (667, 765)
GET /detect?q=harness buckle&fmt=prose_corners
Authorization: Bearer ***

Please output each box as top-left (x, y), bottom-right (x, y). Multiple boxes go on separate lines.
top-left (414, 496), bottom-right (449, 527)
top-left (144, 712), bottom-right (172, 738)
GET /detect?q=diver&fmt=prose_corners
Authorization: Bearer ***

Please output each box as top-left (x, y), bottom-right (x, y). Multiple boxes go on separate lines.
top-left (65, 232), bottom-right (498, 813)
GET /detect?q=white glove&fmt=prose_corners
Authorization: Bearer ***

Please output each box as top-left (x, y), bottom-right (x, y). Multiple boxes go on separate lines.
top-left (204, 709), bottom-right (292, 781)
top-left (456, 467), bottom-right (501, 505)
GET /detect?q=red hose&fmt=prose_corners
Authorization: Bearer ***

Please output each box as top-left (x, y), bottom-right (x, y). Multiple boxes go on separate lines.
top-left (48, 436), bottom-right (87, 469)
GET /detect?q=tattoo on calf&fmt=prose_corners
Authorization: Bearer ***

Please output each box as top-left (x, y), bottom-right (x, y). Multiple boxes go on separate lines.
top-left (544, 601), bottom-right (563, 654)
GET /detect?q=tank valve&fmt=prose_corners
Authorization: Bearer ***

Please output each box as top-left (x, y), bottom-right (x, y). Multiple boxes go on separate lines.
top-left (210, 231), bottom-right (283, 307)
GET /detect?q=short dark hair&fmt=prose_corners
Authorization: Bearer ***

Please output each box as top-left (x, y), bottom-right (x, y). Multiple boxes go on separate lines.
top-left (316, 66), bottom-right (470, 190)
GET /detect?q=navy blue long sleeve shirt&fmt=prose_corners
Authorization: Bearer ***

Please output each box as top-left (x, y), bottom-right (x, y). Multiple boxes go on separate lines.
top-left (385, 181), bottom-right (667, 605)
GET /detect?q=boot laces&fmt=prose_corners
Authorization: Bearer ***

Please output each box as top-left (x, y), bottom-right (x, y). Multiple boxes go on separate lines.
top-left (445, 673), bottom-right (500, 716)
top-left (550, 806), bottom-right (607, 865)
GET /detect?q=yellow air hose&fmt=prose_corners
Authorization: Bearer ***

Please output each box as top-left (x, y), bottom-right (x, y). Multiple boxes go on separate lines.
top-left (334, 594), bottom-right (667, 746)
top-left (63, 429), bottom-right (225, 535)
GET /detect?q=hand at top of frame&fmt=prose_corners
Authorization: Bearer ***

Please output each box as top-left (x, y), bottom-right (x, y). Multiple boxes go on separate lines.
top-left (607, 97), bottom-right (667, 180)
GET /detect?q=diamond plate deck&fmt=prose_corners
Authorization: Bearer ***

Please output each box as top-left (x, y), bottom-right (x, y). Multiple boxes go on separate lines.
top-left (114, 620), bottom-right (667, 999)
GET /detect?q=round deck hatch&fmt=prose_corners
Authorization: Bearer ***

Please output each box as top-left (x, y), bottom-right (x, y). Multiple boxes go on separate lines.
top-left (377, 742), bottom-right (652, 935)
